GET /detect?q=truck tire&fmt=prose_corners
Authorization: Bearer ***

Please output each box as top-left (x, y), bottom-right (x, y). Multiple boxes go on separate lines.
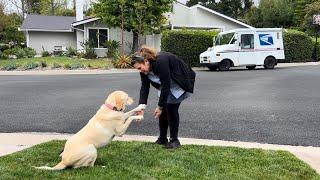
top-left (264, 57), bottom-right (276, 69)
top-left (246, 65), bottom-right (256, 70)
top-left (208, 65), bottom-right (218, 71)
top-left (218, 60), bottom-right (231, 71)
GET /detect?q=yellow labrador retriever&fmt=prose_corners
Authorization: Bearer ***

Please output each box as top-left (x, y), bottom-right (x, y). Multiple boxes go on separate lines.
top-left (35, 91), bottom-right (146, 170)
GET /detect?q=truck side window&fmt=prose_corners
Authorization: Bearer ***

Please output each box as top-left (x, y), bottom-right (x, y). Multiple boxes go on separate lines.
top-left (241, 34), bottom-right (254, 49)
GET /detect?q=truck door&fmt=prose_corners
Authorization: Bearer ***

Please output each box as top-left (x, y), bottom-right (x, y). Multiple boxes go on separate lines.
top-left (238, 33), bottom-right (255, 65)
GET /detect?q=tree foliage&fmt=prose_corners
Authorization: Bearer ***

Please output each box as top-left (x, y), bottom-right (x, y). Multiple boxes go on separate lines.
top-left (186, 0), bottom-right (253, 19)
top-left (302, 1), bottom-right (320, 34)
top-left (93, 0), bottom-right (174, 53)
top-left (245, 0), bottom-right (295, 28)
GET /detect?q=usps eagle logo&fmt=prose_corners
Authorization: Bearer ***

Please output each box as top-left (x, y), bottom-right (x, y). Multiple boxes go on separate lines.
top-left (259, 34), bottom-right (274, 46)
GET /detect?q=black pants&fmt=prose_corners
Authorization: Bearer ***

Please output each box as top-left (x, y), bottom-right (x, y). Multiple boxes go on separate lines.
top-left (158, 103), bottom-right (181, 141)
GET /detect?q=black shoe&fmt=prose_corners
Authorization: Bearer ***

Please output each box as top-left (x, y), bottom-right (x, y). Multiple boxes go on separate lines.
top-left (165, 139), bottom-right (181, 149)
top-left (155, 138), bottom-right (168, 145)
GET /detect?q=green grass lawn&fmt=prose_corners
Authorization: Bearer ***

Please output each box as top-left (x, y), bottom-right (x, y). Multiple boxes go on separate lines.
top-left (0, 141), bottom-right (319, 180)
top-left (0, 56), bottom-right (113, 70)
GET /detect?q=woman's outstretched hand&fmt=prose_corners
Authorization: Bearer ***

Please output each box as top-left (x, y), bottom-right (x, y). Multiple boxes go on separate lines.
top-left (154, 107), bottom-right (162, 119)
top-left (135, 110), bottom-right (144, 116)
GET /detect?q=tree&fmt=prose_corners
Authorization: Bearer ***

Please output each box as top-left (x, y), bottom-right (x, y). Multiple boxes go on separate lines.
top-left (187, 0), bottom-right (253, 19)
top-left (93, 0), bottom-right (174, 53)
top-left (244, 6), bottom-right (263, 27)
top-left (186, 0), bottom-right (218, 10)
top-left (2, 26), bottom-right (25, 44)
top-left (294, 0), bottom-right (315, 27)
top-left (39, 0), bottom-right (69, 15)
top-left (302, 1), bottom-right (320, 34)
top-left (217, 0), bottom-right (243, 18)
top-left (245, 0), bottom-right (295, 28)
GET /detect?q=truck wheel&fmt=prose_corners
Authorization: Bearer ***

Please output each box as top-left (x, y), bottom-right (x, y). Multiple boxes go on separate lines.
top-left (218, 60), bottom-right (231, 71)
top-left (208, 65), bottom-right (218, 71)
top-left (264, 57), bottom-right (276, 69)
top-left (246, 65), bottom-right (256, 70)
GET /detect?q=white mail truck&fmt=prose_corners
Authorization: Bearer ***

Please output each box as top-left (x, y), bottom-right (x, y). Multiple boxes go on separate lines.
top-left (199, 28), bottom-right (285, 71)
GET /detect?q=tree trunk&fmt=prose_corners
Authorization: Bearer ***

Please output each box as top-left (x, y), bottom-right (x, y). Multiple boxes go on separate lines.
top-left (51, 0), bottom-right (54, 15)
top-left (21, 0), bottom-right (25, 19)
top-left (132, 31), bottom-right (139, 53)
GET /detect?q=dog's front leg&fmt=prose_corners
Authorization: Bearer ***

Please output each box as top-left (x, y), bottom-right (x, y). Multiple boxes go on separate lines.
top-left (114, 115), bottom-right (143, 136)
top-left (123, 104), bottom-right (146, 120)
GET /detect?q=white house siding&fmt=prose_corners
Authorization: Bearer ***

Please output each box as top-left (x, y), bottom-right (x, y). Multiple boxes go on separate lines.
top-left (28, 31), bottom-right (76, 54)
top-left (146, 34), bottom-right (162, 52)
top-left (84, 21), bottom-right (135, 56)
top-left (146, 3), bottom-right (250, 51)
top-left (193, 8), bottom-right (247, 31)
top-left (171, 3), bottom-right (191, 26)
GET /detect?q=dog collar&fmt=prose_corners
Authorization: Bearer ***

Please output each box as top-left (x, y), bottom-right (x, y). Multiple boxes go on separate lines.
top-left (105, 103), bottom-right (122, 111)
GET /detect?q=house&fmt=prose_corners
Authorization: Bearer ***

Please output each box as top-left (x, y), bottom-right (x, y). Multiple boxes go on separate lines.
top-left (19, 2), bottom-right (254, 56)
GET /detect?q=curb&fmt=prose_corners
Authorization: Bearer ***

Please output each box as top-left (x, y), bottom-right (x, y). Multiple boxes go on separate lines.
top-left (0, 132), bottom-right (319, 174)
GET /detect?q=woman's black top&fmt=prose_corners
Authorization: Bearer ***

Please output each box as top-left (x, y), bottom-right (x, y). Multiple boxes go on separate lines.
top-left (139, 52), bottom-right (196, 107)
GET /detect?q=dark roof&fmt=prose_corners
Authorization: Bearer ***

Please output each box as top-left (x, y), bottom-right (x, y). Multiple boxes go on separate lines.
top-left (20, 14), bottom-right (76, 31)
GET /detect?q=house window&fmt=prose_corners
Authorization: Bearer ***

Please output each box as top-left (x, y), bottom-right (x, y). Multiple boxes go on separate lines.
top-left (241, 34), bottom-right (254, 49)
top-left (88, 28), bottom-right (109, 48)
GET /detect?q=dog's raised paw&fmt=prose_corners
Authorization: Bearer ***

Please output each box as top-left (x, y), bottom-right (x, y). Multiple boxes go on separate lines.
top-left (138, 104), bottom-right (147, 110)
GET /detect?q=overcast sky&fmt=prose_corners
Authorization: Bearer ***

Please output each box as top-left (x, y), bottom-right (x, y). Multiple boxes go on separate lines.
top-left (4, 0), bottom-right (260, 14)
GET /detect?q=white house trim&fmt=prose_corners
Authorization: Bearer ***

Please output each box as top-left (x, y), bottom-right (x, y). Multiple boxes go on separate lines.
top-left (172, 24), bottom-right (225, 30)
top-left (26, 31), bottom-right (29, 47)
top-left (19, 28), bottom-right (73, 32)
top-left (72, 17), bottom-right (100, 26)
top-left (87, 27), bottom-right (110, 49)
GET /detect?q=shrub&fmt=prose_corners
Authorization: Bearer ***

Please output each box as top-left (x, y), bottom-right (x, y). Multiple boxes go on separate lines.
top-left (11, 46), bottom-right (26, 59)
top-left (64, 63), bottom-right (71, 69)
top-left (52, 63), bottom-right (61, 69)
top-left (161, 30), bottom-right (218, 67)
top-left (39, 61), bottom-right (47, 68)
top-left (0, 50), bottom-right (8, 59)
top-left (70, 63), bottom-right (84, 69)
top-left (103, 40), bottom-right (120, 58)
top-left (3, 49), bottom-right (12, 57)
top-left (76, 52), bottom-right (85, 58)
top-left (66, 46), bottom-right (77, 57)
top-left (2, 63), bottom-right (18, 71)
top-left (24, 62), bottom-right (38, 70)
top-left (81, 41), bottom-right (97, 59)
top-left (0, 44), bottom-right (10, 52)
top-left (24, 47), bottom-right (36, 58)
top-left (42, 50), bottom-right (50, 57)
top-left (112, 54), bottom-right (131, 69)
top-left (283, 30), bottom-right (313, 63)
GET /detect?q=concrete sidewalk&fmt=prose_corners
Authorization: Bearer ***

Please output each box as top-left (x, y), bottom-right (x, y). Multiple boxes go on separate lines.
top-left (0, 132), bottom-right (319, 174)
top-left (0, 62), bottom-right (319, 75)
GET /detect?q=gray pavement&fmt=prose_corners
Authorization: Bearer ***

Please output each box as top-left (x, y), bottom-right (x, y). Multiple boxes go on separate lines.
top-left (0, 65), bottom-right (320, 147)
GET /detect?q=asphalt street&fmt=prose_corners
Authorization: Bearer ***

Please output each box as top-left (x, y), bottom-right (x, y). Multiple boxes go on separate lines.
top-left (0, 66), bottom-right (319, 146)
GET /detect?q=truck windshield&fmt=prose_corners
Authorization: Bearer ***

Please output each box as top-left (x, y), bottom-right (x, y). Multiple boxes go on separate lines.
top-left (215, 33), bottom-right (235, 46)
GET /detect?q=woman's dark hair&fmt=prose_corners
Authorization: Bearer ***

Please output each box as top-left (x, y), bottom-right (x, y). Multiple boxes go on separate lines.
top-left (131, 45), bottom-right (157, 66)
top-left (131, 55), bottom-right (145, 66)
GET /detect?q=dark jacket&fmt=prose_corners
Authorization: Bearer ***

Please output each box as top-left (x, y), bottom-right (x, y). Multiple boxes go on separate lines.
top-left (139, 52), bottom-right (196, 107)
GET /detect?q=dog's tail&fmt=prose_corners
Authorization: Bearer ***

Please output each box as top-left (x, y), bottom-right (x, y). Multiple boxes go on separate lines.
top-left (34, 161), bottom-right (67, 171)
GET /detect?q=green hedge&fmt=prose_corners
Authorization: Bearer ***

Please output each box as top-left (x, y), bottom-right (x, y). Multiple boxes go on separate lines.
top-left (161, 30), bottom-right (218, 67)
top-left (162, 29), bottom-right (317, 65)
top-left (283, 30), bottom-right (313, 63)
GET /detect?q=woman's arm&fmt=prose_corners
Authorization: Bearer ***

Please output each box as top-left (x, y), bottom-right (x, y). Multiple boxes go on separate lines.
top-left (139, 73), bottom-right (150, 105)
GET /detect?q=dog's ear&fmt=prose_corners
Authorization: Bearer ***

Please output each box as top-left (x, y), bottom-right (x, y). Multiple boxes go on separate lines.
top-left (114, 93), bottom-right (125, 111)
top-left (126, 97), bottom-right (134, 105)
